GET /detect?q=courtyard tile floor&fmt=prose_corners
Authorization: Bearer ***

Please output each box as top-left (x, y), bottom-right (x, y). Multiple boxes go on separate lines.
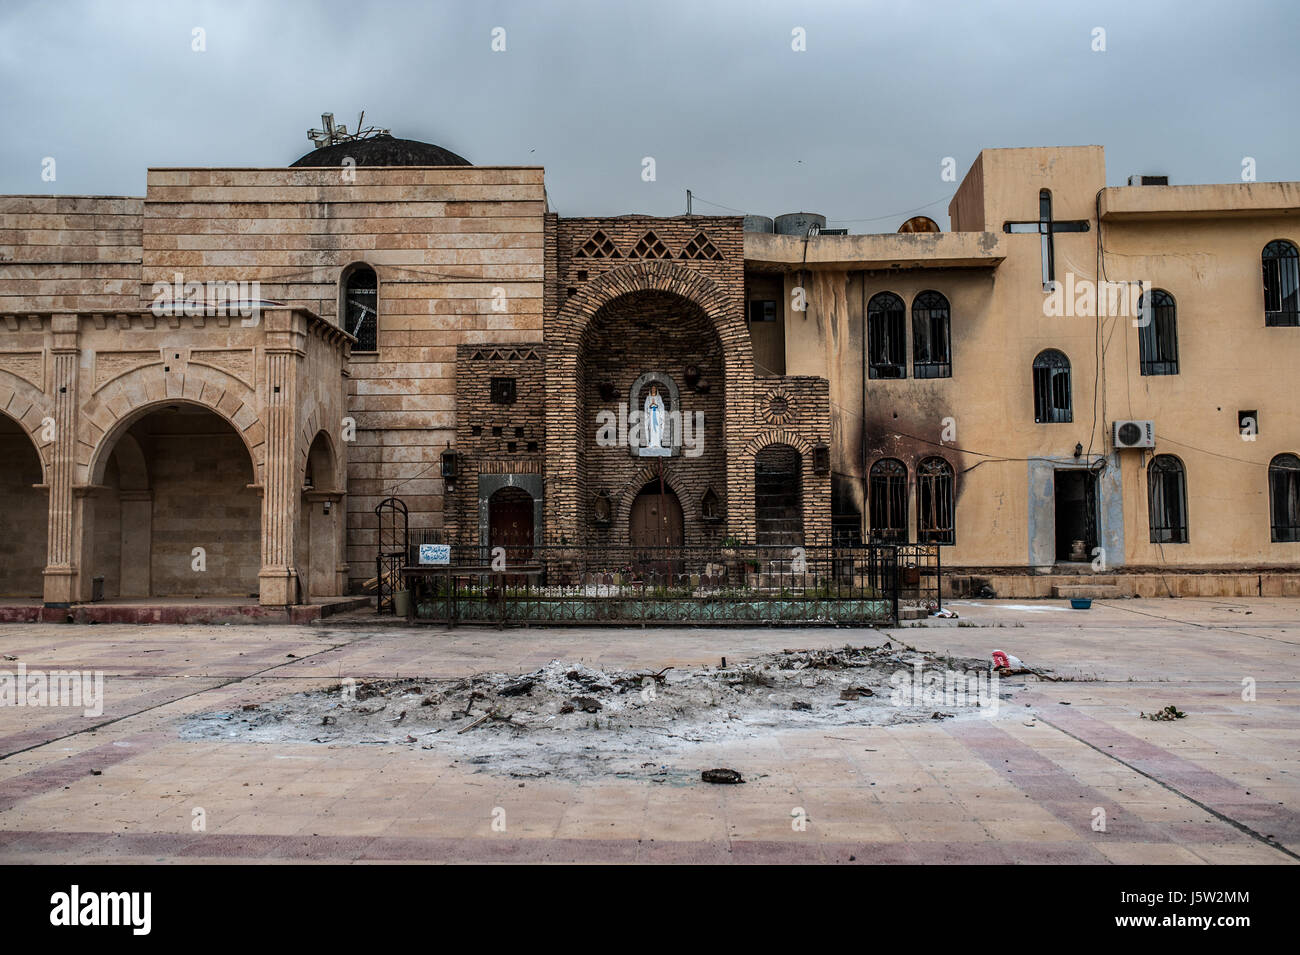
top-left (0, 597), bottom-right (1297, 863)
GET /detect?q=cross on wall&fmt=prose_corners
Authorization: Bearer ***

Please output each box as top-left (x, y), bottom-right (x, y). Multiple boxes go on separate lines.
top-left (1003, 190), bottom-right (1090, 289)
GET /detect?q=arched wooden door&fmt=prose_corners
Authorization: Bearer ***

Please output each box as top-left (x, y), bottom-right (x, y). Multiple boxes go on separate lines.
top-left (629, 482), bottom-right (684, 548)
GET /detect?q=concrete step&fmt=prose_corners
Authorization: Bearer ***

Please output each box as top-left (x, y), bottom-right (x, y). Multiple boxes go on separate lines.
top-left (1052, 582), bottom-right (1122, 599)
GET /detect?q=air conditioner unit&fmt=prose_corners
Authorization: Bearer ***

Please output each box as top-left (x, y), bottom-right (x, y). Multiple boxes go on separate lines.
top-left (1113, 420), bottom-right (1155, 449)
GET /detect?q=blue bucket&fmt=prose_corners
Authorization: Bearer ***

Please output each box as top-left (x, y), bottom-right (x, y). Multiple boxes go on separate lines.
top-left (1070, 597), bottom-right (1092, 609)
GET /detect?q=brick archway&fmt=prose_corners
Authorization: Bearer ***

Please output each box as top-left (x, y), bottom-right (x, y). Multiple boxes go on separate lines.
top-left (614, 464), bottom-right (690, 529)
top-left (553, 261), bottom-right (751, 362)
top-left (546, 261), bottom-right (752, 543)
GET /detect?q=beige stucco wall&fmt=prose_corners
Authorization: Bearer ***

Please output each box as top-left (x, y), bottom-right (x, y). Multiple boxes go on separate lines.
top-left (762, 146), bottom-right (1300, 569)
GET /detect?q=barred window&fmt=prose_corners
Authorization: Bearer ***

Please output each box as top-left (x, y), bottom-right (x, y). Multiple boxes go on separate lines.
top-left (342, 264), bottom-right (378, 352)
top-left (1138, 289), bottom-right (1179, 375)
top-left (868, 458), bottom-right (907, 542)
top-left (912, 291), bottom-right (951, 378)
top-left (867, 292), bottom-right (906, 379)
top-left (917, 457), bottom-right (955, 545)
top-left (490, 377), bottom-right (517, 405)
top-left (1263, 240), bottom-right (1300, 327)
top-left (1148, 454), bottom-right (1187, 543)
top-left (1269, 453), bottom-right (1300, 542)
top-left (1032, 349), bottom-right (1072, 423)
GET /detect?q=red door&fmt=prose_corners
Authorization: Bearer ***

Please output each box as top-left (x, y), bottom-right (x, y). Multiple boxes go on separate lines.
top-left (489, 487), bottom-right (534, 572)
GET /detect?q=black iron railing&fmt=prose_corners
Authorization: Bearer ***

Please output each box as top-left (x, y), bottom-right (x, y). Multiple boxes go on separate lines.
top-left (396, 538), bottom-right (941, 627)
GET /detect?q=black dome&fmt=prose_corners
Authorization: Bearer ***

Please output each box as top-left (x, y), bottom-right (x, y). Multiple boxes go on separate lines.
top-left (291, 134), bottom-right (471, 168)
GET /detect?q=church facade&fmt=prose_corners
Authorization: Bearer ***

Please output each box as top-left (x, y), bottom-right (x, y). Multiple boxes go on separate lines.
top-left (0, 136), bottom-right (1297, 606)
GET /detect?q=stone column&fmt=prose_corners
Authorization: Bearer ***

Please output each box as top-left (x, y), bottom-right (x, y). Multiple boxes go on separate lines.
top-left (258, 327), bottom-right (303, 605)
top-left (42, 315), bottom-right (82, 606)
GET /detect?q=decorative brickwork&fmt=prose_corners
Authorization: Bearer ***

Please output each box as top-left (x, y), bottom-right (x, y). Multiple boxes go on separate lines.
top-left (446, 344), bottom-right (547, 544)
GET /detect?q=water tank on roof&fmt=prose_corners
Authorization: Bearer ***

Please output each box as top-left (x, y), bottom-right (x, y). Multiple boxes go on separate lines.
top-left (774, 212), bottom-right (827, 236)
top-left (743, 215), bottom-right (774, 233)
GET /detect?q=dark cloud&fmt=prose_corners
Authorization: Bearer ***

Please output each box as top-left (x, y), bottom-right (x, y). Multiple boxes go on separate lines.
top-left (2, 0), bottom-right (1295, 229)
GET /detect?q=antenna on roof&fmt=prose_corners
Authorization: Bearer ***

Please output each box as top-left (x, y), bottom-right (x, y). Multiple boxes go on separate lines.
top-left (307, 111), bottom-right (391, 149)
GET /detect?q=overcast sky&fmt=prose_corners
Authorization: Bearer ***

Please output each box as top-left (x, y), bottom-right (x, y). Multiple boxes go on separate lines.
top-left (2, 0), bottom-right (1296, 229)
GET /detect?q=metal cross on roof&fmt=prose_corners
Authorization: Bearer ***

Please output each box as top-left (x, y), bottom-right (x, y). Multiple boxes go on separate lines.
top-left (1003, 190), bottom-right (1090, 289)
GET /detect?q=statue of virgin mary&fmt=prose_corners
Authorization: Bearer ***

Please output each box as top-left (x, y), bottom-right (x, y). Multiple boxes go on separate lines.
top-left (642, 384), bottom-right (668, 455)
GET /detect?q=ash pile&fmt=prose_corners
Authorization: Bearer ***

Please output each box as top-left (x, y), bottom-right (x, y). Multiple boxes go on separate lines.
top-left (181, 644), bottom-right (1007, 781)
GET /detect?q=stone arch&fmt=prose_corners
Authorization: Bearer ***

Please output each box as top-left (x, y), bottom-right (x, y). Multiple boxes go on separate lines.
top-left (84, 371), bottom-right (264, 489)
top-left (0, 372), bottom-right (55, 485)
top-left (298, 429), bottom-right (345, 598)
top-left (298, 411), bottom-right (342, 492)
top-left (87, 398), bottom-right (262, 599)
top-left (0, 404), bottom-right (50, 597)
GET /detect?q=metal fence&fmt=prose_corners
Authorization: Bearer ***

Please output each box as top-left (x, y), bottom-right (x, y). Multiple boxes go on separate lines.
top-left (398, 538), bottom-right (942, 627)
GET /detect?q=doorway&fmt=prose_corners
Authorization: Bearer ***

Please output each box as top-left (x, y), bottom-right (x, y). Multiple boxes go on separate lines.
top-left (629, 481), bottom-right (684, 582)
top-left (488, 486), bottom-right (535, 567)
top-left (629, 481), bottom-right (684, 549)
top-left (1054, 469), bottom-right (1098, 562)
top-left (755, 444), bottom-right (804, 545)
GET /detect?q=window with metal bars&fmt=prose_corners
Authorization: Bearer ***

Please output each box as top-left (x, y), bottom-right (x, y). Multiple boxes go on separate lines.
top-left (868, 458), bottom-right (907, 542)
top-left (912, 290), bottom-right (951, 378)
top-left (1147, 454), bottom-right (1187, 543)
top-left (1032, 349), bottom-right (1072, 423)
top-left (342, 264), bottom-right (378, 351)
top-left (867, 292), bottom-right (906, 379)
top-left (1137, 289), bottom-right (1179, 375)
top-left (1263, 240), bottom-right (1300, 327)
top-left (1269, 453), bottom-right (1300, 542)
top-left (917, 457), bottom-right (955, 545)
top-left (490, 377), bottom-right (516, 405)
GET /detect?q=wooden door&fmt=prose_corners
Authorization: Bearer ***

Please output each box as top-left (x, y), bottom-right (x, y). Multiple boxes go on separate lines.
top-left (489, 487), bottom-right (534, 568)
top-left (629, 484), bottom-right (683, 583)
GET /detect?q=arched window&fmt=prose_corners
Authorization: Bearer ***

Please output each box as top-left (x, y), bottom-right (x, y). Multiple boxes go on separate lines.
top-left (1032, 349), bottom-right (1072, 423)
top-left (1263, 240), bottom-right (1299, 326)
top-left (341, 264), bottom-right (378, 351)
top-left (754, 445), bottom-right (803, 546)
top-left (1148, 455), bottom-right (1187, 543)
top-left (1269, 453), bottom-right (1300, 542)
top-left (868, 458), bottom-right (907, 542)
top-left (917, 457), bottom-right (955, 545)
top-left (867, 292), bottom-right (906, 379)
top-left (1138, 289), bottom-right (1179, 375)
top-left (912, 291), bottom-right (951, 378)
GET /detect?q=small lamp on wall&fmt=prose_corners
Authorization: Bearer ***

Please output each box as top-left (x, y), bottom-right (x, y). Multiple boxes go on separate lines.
top-left (440, 444), bottom-right (458, 491)
top-left (812, 444), bottom-right (831, 476)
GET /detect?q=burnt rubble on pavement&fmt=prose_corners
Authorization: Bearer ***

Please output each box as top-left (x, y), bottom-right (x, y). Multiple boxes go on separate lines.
top-left (180, 643), bottom-right (1051, 782)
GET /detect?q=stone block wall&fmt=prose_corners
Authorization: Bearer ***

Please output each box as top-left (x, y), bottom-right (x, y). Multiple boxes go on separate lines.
top-left (0, 196), bottom-right (143, 312)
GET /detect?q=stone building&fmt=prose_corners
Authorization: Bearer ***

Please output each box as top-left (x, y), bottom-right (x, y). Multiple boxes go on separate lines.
top-left (0, 133), bottom-right (1297, 606)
